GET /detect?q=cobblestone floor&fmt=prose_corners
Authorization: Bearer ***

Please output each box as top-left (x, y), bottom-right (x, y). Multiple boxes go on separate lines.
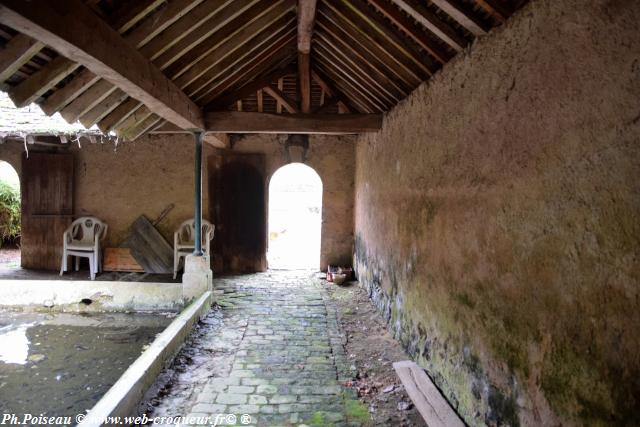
top-left (158, 271), bottom-right (367, 427)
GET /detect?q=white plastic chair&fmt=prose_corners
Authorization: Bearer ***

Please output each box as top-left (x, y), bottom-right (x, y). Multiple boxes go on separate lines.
top-left (59, 216), bottom-right (108, 280)
top-left (173, 218), bottom-right (215, 279)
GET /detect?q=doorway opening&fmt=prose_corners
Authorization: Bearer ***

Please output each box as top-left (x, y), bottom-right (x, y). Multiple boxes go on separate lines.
top-left (268, 163), bottom-right (322, 270)
top-left (0, 160), bottom-right (20, 269)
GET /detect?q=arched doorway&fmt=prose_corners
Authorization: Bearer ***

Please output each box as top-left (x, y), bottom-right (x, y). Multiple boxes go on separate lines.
top-left (0, 160), bottom-right (21, 269)
top-left (268, 163), bottom-right (322, 270)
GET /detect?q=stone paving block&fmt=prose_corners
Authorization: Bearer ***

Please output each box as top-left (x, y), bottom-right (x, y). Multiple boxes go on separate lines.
top-left (216, 393), bottom-right (248, 405)
top-left (191, 403), bottom-right (227, 413)
top-left (257, 384), bottom-right (279, 394)
top-left (269, 394), bottom-right (297, 404)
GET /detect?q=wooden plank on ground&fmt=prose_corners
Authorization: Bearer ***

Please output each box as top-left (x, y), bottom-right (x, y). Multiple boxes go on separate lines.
top-left (393, 361), bottom-right (466, 427)
top-left (103, 247), bottom-right (145, 272)
top-left (121, 215), bottom-right (173, 274)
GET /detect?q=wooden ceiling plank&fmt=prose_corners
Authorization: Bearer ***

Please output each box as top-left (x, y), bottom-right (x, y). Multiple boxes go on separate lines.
top-left (314, 61), bottom-right (377, 113)
top-left (367, 0), bottom-right (455, 59)
top-left (205, 63), bottom-right (296, 110)
top-left (140, 0), bottom-right (243, 64)
top-left (0, 0), bottom-right (204, 129)
top-left (263, 84), bottom-right (299, 113)
top-left (314, 46), bottom-right (390, 111)
top-left (191, 29), bottom-right (296, 103)
top-left (204, 111), bottom-right (382, 134)
top-left (97, 97), bottom-right (142, 133)
top-left (0, 34), bottom-right (44, 83)
top-left (79, 88), bottom-right (128, 128)
top-left (316, 32), bottom-right (404, 102)
top-left (331, 0), bottom-right (438, 75)
top-left (319, 4), bottom-right (423, 85)
top-left (316, 18), bottom-right (411, 95)
top-left (198, 41), bottom-right (297, 107)
top-left (165, 0), bottom-right (294, 80)
top-left (422, 0), bottom-right (489, 36)
top-left (172, 7), bottom-right (295, 90)
top-left (60, 79), bottom-right (117, 123)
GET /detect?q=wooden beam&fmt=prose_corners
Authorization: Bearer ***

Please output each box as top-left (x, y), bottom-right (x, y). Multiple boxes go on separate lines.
top-left (98, 97), bottom-right (141, 133)
top-left (0, 0), bottom-right (204, 129)
top-left (422, 0), bottom-right (489, 37)
top-left (204, 111), bottom-right (381, 134)
top-left (9, 55), bottom-right (78, 107)
top-left (332, 0), bottom-right (438, 75)
top-left (277, 77), bottom-right (284, 113)
top-left (205, 63), bottom-right (296, 110)
top-left (79, 89), bottom-right (128, 127)
top-left (366, 0), bottom-right (455, 60)
top-left (320, 2), bottom-right (426, 84)
top-left (316, 18), bottom-right (410, 96)
top-left (298, 52), bottom-right (311, 113)
top-left (0, 34), bottom-right (43, 83)
top-left (14, 0), bottom-right (169, 110)
top-left (263, 84), bottom-right (299, 113)
top-left (389, 0), bottom-right (471, 49)
top-left (297, 0), bottom-right (317, 113)
top-left (257, 89), bottom-right (263, 113)
top-left (311, 69), bottom-right (354, 113)
top-left (297, 0), bottom-right (317, 54)
top-left (196, 34), bottom-right (297, 106)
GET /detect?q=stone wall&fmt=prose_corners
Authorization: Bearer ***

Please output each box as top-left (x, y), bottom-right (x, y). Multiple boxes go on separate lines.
top-left (353, 0), bottom-right (640, 425)
top-left (0, 132), bottom-right (355, 271)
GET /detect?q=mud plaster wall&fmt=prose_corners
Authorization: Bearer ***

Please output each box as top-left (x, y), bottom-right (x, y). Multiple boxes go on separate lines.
top-left (0, 133), bottom-right (355, 270)
top-left (0, 134), bottom-right (211, 248)
top-left (221, 133), bottom-right (356, 271)
top-left (353, 1), bottom-right (640, 426)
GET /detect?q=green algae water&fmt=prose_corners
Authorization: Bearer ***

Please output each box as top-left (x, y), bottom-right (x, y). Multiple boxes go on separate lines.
top-left (0, 311), bottom-right (172, 417)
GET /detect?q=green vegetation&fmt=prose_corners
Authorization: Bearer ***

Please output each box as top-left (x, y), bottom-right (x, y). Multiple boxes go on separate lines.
top-left (0, 180), bottom-right (20, 246)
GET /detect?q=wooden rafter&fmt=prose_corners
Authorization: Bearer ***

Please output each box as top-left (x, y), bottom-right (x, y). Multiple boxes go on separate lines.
top-left (475, 0), bottom-right (510, 23)
top-left (311, 69), bottom-right (355, 113)
top-left (197, 32), bottom-right (297, 106)
top-left (422, 0), bottom-right (489, 37)
top-left (205, 63), bottom-right (296, 110)
top-left (332, 0), bottom-right (438, 76)
top-left (366, 0), bottom-right (456, 60)
top-left (6, 0), bottom-right (164, 108)
top-left (204, 111), bottom-right (382, 134)
top-left (0, 0), bottom-right (204, 129)
top-left (320, 2), bottom-right (426, 85)
top-left (0, 34), bottom-right (43, 83)
top-left (263, 84), bottom-right (299, 113)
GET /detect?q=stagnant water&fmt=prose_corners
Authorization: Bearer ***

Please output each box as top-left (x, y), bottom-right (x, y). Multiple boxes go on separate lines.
top-left (0, 310), bottom-right (173, 417)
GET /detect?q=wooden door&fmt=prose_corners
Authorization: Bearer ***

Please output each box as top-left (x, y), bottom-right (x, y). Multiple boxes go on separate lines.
top-left (21, 152), bottom-right (74, 270)
top-left (208, 151), bottom-right (267, 273)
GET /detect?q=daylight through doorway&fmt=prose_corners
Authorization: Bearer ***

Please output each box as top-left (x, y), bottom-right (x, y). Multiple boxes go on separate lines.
top-left (268, 163), bottom-right (322, 270)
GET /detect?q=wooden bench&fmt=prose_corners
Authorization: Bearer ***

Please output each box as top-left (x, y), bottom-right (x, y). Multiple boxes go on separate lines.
top-left (393, 360), bottom-right (466, 427)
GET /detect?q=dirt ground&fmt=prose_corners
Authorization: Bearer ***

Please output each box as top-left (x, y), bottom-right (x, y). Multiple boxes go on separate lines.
top-left (325, 279), bottom-right (427, 427)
